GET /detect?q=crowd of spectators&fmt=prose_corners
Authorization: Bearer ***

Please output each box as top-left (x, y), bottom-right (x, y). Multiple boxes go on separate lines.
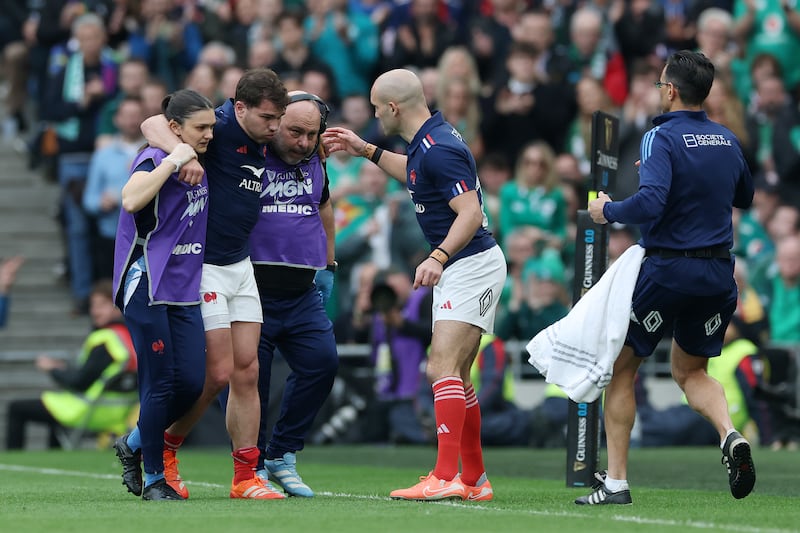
top-left (1, 0), bottom-right (799, 446)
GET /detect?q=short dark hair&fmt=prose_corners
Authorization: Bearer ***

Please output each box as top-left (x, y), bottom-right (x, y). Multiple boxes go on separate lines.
top-left (664, 50), bottom-right (715, 107)
top-left (235, 68), bottom-right (289, 110)
top-left (507, 42), bottom-right (540, 60)
top-left (277, 8), bottom-right (305, 28)
top-left (118, 95), bottom-right (143, 107)
top-left (161, 89), bottom-right (214, 124)
top-left (750, 52), bottom-right (783, 79)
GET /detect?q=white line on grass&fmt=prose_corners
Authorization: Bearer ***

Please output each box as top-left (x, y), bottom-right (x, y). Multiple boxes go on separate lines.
top-left (0, 463), bottom-right (225, 489)
top-left (316, 491), bottom-right (791, 533)
top-left (0, 464), bottom-right (789, 533)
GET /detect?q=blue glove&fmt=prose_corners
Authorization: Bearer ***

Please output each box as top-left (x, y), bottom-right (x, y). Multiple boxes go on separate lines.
top-left (314, 268), bottom-right (334, 305)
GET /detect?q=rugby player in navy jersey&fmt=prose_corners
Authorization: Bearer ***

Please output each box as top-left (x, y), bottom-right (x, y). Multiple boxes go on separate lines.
top-left (136, 69), bottom-right (290, 500)
top-left (324, 69), bottom-right (506, 502)
top-left (580, 51), bottom-right (756, 505)
top-left (244, 91), bottom-right (338, 497)
top-left (112, 89), bottom-right (214, 501)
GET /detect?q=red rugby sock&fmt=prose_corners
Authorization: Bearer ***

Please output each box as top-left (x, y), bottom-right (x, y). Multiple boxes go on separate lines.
top-left (232, 446), bottom-right (260, 484)
top-left (164, 431), bottom-right (184, 452)
top-left (431, 376), bottom-right (465, 481)
top-left (460, 384), bottom-right (485, 486)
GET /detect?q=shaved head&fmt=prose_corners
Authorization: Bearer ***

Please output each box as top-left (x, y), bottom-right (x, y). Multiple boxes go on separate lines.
top-left (370, 69), bottom-right (432, 140)
top-left (373, 69), bottom-right (427, 108)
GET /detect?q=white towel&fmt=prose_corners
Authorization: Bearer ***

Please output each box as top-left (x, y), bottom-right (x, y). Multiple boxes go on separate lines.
top-left (527, 244), bottom-right (645, 402)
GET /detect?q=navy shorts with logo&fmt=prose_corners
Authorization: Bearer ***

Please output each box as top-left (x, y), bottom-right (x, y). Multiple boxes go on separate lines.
top-left (625, 267), bottom-right (737, 358)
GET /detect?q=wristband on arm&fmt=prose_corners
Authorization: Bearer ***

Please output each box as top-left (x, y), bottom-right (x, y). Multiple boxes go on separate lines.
top-left (428, 247), bottom-right (450, 265)
top-left (370, 147), bottom-right (384, 164)
top-left (362, 143), bottom-right (384, 164)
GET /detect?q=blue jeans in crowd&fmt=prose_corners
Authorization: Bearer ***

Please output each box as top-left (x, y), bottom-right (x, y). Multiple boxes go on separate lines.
top-left (58, 153), bottom-right (93, 304)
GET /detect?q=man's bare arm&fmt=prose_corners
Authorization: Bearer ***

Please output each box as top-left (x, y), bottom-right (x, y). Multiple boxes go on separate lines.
top-left (141, 114), bottom-right (180, 152)
top-left (322, 126), bottom-right (407, 183)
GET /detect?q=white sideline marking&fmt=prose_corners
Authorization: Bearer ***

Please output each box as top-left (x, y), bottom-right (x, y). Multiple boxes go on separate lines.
top-left (316, 492), bottom-right (790, 533)
top-left (0, 463), bottom-right (224, 489)
top-left (0, 464), bottom-right (790, 533)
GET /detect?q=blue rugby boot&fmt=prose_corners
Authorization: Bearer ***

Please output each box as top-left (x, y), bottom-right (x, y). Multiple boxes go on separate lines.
top-left (264, 452), bottom-right (314, 497)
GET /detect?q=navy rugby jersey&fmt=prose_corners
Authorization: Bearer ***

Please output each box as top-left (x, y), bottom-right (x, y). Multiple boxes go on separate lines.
top-left (406, 112), bottom-right (496, 265)
top-left (203, 99), bottom-right (268, 265)
top-left (603, 110), bottom-right (754, 294)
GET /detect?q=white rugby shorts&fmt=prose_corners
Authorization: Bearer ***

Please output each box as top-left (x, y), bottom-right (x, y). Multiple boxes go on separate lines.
top-left (199, 257), bottom-right (263, 331)
top-left (432, 245), bottom-right (507, 333)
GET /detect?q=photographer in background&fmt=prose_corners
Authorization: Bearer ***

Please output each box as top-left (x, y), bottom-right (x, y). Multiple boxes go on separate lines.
top-left (360, 266), bottom-right (433, 444)
top-left (6, 279), bottom-right (137, 450)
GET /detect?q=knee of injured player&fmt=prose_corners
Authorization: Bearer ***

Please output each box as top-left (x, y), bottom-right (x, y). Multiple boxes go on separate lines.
top-left (425, 352), bottom-right (462, 383)
top-left (204, 355), bottom-right (235, 393)
top-left (230, 356), bottom-right (259, 388)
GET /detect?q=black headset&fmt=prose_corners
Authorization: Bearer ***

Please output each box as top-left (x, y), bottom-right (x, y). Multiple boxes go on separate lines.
top-left (288, 92), bottom-right (330, 135)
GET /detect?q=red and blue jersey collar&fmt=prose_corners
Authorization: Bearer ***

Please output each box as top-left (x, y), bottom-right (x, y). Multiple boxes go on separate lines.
top-left (409, 111), bottom-right (445, 154)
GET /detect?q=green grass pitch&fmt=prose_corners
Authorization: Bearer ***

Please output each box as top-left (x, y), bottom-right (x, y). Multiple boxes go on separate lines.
top-left (1, 446), bottom-right (798, 532)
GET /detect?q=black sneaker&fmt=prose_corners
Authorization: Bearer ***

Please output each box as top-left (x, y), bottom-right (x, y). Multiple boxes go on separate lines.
top-left (575, 485), bottom-right (633, 505)
top-left (722, 431), bottom-right (756, 499)
top-left (142, 478), bottom-right (185, 501)
top-left (591, 470), bottom-right (607, 491)
top-left (113, 434), bottom-right (143, 496)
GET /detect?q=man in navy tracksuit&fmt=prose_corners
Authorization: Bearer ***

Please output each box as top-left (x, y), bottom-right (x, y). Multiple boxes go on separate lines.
top-left (583, 50), bottom-right (756, 505)
top-left (247, 92), bottom-right (339, 498)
